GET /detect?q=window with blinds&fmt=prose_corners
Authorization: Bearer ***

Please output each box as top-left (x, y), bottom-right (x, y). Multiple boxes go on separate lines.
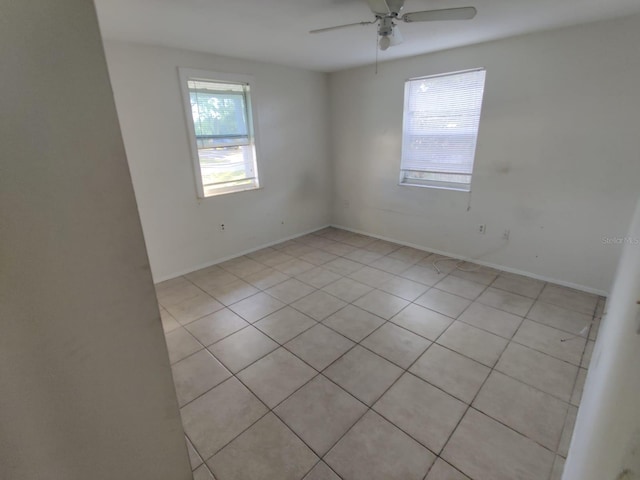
top-left (179, 69), bottom-right (260, 198)
top-left (400, 69), bottom-right (486, 191)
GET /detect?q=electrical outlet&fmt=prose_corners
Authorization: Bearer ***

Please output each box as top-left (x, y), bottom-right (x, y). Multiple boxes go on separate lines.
top-left (220, 224), bottom-right (225, 231)
top-left (478, 224), bottom-right (486, 234)
top-left (503, 229), bottom-right (510, 240)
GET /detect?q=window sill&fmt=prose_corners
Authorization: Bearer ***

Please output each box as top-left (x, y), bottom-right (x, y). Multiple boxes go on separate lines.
top-left (200, 184), bottom-right (262, 199)
top-left (399, 181), bottom-right (470, 193)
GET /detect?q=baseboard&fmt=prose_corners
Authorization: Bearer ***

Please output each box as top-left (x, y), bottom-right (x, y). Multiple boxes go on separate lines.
top-left (153, 224), bottom-right (332, 284)
top-left (331, 224), bottom-right (609, 297)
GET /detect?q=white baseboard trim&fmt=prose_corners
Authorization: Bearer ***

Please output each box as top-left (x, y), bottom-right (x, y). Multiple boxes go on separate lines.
top-left (153, 224), bottom-right (332, 284)
top-left (331, 223), bottom-right (609, 297)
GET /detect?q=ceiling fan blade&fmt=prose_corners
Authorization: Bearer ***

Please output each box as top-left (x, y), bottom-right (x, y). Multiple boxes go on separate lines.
top-left (365, 0), bottom-right (391, 15)
top-left (402, 7), bottom-right (477, 23)
top-left (309, 20), bottom-right (376, 34)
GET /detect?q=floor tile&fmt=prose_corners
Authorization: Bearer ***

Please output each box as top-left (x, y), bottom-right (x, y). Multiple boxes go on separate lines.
top-left (209, 413), bottom-right (318, 480)
top-left (442, 409), bottom-right (554, 480)
top-left (254, 307), bottom-right (316, 344)
top-left (181, 377), bottom-right (267, 460)
top-left (370, 256), bottom-right (414, 275)
top-left (187, 436), bottom-right (203, 469)
top-left (264, 278), bottom-right (315, 304)
top-left (473, 371), bottom-right (568, 450)
top-left (285, 323), bottom-right (354, 371)
top-left (437, 321), bottom-right (508, 367)
top-left (419, 255), bottom-right (458, 274)
top-left (245, 246), bottom-right (277, 262)
top-left (410, 344), bottom-right (490, 404)
top-left (237, 348), bottom-right (316, 408)
top-left (348, 265), bottom-right (396, 288)
top-left (449, 264), bottom-right (499, 286)
top-left (323, 305), bottom-right (386, 342)
top-left (275, 258), bottom-right (318, 276)
top-left (298, 249), bottom-right (339, 266)
top-left (495, 342), bottom-right (578, 402)
top-left (243, 267), bottom-right (289, 290)
top-left (193, 464), bottom-right (215, 480)
top-left (425, 459), bottom-right (470, 480)
top-left (165, 292), bottom-right (224, 325)
top-left (390, 303), bottom-right (453, 341)
top-left (364, 239), bottom-right (401, 255)
top-left (353, 290), bottom-right (409, 320)
top-left (550, 455), bottom-right (566, 480)
top-left (513, 319), bottom-right (586, 365)
top-left (295, 267), bottom-right (342, 289)
top-left (277, 243), bottom-right (317, 258)
top-left (275, 376), bottom-right (367, 455)
top-left (205, 279), bottom-right (259, 306)
top-left (321, 241), bottom-right (357, 256)
top-left (292, 291), bottom-right (347, 321)
top-left (185, 308), bottom-right (248, 346)
top-left (344, 248), bottom-right (384, 265)
top-left (378, 276), bottom-right (429, 301)
top-left (156, 280), bottom-right (202, 308)
top-left (186, 267), bottom-right (240, 292)
top-left (259, 251), bottom-right (298, 268)
top-left (539, 284), bottom-right (598, 315)
top-left (303, 462), bottom-right (341, 480)
top-left (400, 264), bottom-right (445, 286)
top-left (165, 327), bottom-right (203, 364)
top-left (435, 275), bottom-right (486, 300)
top-left (528, 301), bottom-right (592, 334)
top-left (476, 287), bottom-right (534, 317)
top-left (581, 340), bottom-right (594, 368)
top-left (361, 322), bottom-right (430, 368)
top-left (324, 346), bottom-right (403, 405)
top-left (589, 317), bottom-right (601, 340)
top-left (388, 246), bottom-right (430, 263)
top-left (415, 289), bottom-right (471, 319)
top-left (172, 349), bottom-right (231, 406)
top-left (322, 277), bottom-right (373, 303)
top-left (342, 233), bottom-right (376, 248)
top-left (208, 326), bottom-right (278, 373)
top-left (219, 256), bottom-right (268, 278)
top-left (571, 368), bottom-right (587, 406)
top-left (374, 373), bottom-right (466, 452)
top-left (160, 308), bottom-right (180, 333)
top-left (558, 405), bottom-right (577, 458)
top-left (325, 410), bottom-right (435, 480)
top-left (323, 258), bottom-right (364, 276)
top-left (229, 292), bottom-right (285, 323)
top-left (491, 273), bottom-right (545, 298)
top-left (457, 302), bottom-right (523, 339)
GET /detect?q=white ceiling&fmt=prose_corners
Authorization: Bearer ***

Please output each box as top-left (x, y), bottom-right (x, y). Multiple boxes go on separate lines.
top-left (95, 0), bottom-right (640, 72)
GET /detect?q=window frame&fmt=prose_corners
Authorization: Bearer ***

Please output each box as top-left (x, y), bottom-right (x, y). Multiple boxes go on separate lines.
top-left (399, 68), bottom-right (486, 193)
top-left (178, 67), bottom-right (262, 198)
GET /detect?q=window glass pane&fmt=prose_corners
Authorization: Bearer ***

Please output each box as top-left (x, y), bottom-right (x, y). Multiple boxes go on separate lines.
top-left (401, 69), bottom-right (486, 190)
top-left (182, 75), bottom-right (259, 197)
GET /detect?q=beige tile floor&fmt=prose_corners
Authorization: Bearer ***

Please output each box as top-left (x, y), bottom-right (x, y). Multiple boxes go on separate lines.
top-left (157, 227), bottom-right (605, 480)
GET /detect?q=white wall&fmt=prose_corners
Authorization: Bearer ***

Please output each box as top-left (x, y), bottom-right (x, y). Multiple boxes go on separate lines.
top-left (563, 195), bottom-right (640, 480)
top-left (329, 14), bottom-right (640, 294)
top-left (104, 42), bottom-right (332, 282)
top-left (0, 1), bottom-right (190, 479)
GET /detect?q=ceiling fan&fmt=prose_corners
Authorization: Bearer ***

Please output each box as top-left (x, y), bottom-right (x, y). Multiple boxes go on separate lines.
top-left (310, 0), bottom-right (477, 51)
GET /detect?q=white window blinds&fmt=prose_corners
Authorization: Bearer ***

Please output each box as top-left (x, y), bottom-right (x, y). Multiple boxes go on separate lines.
top-left (400, 69), bottom-right (486, 191)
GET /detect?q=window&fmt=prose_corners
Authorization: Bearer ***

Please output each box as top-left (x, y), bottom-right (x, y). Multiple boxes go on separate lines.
top-left (179, 68), bottom-right (260, 197)
top-left (400, 68), bottom-right (486, 192)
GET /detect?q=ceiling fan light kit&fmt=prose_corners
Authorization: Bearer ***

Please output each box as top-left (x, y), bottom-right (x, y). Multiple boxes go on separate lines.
top-left (310, 0), bottom-right (477, 51)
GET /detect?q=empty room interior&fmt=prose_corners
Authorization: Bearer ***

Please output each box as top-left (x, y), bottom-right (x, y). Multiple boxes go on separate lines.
top-left (3, 1), bottom-right (640, 480)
